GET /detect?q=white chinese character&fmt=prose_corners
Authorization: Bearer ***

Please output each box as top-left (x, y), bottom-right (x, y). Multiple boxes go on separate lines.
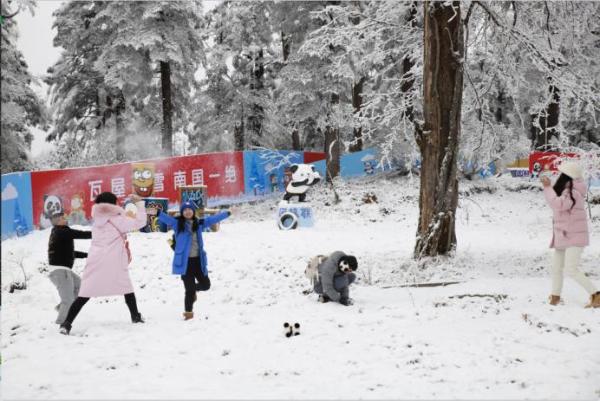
top-left (154, 172), bottom-right (164, 193)
top-left (174, 171), bottom-right (187, 189)
top-left (191, 169), bottom-right (204, 186)
top-left (225, 165), bottom-right (237, 183)
top-left (111, 178), bottom-right (126, 198)
top-left (88, 180), bottom-right (103, 201)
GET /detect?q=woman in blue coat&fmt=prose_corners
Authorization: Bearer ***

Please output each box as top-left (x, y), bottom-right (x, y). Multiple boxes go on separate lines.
top-left (157, 201), bottom-right (231, 320)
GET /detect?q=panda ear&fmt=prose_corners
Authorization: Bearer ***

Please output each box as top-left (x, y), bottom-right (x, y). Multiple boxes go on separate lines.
top-left (290, 165), bottom-right (299, 173)
top-left (311, 166), bottom-right (316, 172)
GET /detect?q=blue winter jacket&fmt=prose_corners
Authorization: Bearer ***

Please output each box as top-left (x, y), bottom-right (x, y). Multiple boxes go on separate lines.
top-left (157, 210), bottom-right (230, 276)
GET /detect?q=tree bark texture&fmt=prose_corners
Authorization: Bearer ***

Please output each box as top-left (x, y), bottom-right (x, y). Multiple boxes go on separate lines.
top-left (234, 105), bottom-right (244, 151)
top-left (115, 91), bottom-right (125, 162)
top-left (247, 48), bottom-right (264, 148)
top-left (414, 1), bottom-right (464, 259)
top-left (349, 77), bottom-right (366, 152)
top-left (325, 93), bottom-right (341, 182)
top-left (160, 61), bottom-right (173, 156)
top-left (531, 80), bottom-right (560, 151)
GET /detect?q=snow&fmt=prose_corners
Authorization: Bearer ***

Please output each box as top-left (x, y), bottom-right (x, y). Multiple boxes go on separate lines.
top-left (2, 174), bottom-right (600, 399)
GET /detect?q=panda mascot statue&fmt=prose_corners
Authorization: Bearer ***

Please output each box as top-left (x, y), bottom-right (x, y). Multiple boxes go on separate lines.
top-left (278, 164), bottom-right (321, 230)
top-left (283, 164), bottom-right (321, 202)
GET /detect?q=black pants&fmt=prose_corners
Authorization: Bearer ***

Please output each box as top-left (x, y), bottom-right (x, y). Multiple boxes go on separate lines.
top-left (182, 257), bottom-right (211, 312)
top-left (62, 293), bottom-right (140, 325)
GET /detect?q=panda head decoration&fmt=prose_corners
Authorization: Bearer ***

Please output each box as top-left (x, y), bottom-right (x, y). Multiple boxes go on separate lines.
top-left (290, 164), bottom-right (321, 186)
top-left (43, 195), bottom-right (64, 218)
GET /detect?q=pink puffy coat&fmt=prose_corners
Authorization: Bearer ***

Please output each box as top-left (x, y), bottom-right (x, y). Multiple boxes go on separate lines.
top-left (543, 179), bottom-right (589, 249)
top-left (78, 201), bottom-right (147, 297)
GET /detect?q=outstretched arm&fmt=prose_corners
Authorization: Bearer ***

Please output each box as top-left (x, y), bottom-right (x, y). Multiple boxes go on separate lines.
top-left (74, 251), bottom-right (88, 259)
top-left (203, 211), bottom-right (231, 228)
top-left (69, 228), bottom-right (92, 240)
top-left (157, 209), bottom-right (177, 228)
top-left (110, 201), bottom-right (148, 233)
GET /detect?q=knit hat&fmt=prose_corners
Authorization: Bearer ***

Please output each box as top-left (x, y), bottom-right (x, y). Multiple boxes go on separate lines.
top-left (558, 161), bottom-right (583, 180)
top-left (338, 255), bottom-right (358, 271)
top-left (180, 200), bottom-right (198, 214)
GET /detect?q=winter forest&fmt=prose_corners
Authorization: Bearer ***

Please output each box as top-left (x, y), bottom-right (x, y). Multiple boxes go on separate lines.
top-left (2, 0), bottom-right (600, 399)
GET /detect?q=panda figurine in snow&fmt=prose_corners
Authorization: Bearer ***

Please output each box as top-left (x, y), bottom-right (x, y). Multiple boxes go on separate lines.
top-left (39, 195), bottom-right (64, 229)
top-left (283, 164), bottom-right (321, 203)
top-left (283, 322), bottom-right (301, 337)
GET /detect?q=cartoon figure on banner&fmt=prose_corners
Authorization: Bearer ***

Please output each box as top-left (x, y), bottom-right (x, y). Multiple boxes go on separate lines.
top-left (361, 154), bottom-right (377, 175)
top-left (531, 162), bottom-right (542, 179)
top-left (67, 193), bottom-right (88, 226)
top-left (283, 164), bottom-right (321, 202)
top-left (39, 195), bottom-right (64, 229)
top-left (270, 174), bottom-right (278, 192)
top-left (143, 198), bottom-right (169, 232)
top-left (132, 163), bottom-right (155, 197)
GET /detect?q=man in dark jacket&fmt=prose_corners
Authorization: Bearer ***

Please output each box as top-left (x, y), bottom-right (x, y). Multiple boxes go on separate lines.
top-left (313, 251), bottom-right (358, 306)
top-left (47, 212), bottom-right (91, 324)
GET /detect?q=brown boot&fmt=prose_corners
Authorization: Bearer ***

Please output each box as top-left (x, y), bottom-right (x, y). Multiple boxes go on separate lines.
top-left (584, 292), bottom-right (600, 308)
top-left (183, 311), bottom-right (194, 320)
top-left (549, 295), bottom-right (561, 306)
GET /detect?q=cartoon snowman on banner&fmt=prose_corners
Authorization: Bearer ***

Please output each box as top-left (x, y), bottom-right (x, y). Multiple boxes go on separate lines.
top-left (278, 164), bottom-right (321, 230)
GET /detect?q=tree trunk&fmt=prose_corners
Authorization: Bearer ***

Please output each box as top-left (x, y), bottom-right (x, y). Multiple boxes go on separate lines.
top-left (281, 31), bottom-right (291, 62)
top-left (115, 91), bottom-right (125, 161)
top-left (247, 48), bottom-right (264, 148)
top-left (325, 92), bottom-right (341, 182)
top-left (414, 1), bottom-right (464, 259)
top-left (234, 105), bottom-right (244, 151)
top-left (324, 126), bottom-right (340, 183)
top-left (349, 77), bottom-right (366, 152)
top-left (401, 2), bottom-right (419, 124)
top-left (292, 126), bottom-right (302, 151)
top-left (160, 61), bottom-right (173, 156)
top-left (531, 80), bottom-right (560, 151)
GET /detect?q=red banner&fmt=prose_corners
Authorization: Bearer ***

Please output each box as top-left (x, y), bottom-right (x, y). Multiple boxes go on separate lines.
top-left (31, 152), bottom-right (244, 228)
top-left (528, 151), bottom-right (578, 178)
top-left (303, 152), bottom-right (326, 164)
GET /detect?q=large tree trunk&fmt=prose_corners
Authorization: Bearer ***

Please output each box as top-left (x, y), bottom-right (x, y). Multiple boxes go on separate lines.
top-left (292, 126), bottom-right (302, 151)
top-left (414, 1), bottom-right (464, 259)
top-left (349, 77), bottom-right (366, 152)
top-left (160, 61), bottom-right (173, 156)
top-left (115, 91), bottom-right (125, 161)
top-left (401, 2), bottom-right (419, 123)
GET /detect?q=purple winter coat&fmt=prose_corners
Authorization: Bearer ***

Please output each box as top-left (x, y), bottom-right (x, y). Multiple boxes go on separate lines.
top-left (78, 201), bottom-right (147, 297)
top-left (543, 179), bottom-right (589, 249)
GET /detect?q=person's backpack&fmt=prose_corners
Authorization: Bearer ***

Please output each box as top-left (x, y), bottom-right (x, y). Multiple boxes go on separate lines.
top-left (305, 255), bottom-right (327, 285)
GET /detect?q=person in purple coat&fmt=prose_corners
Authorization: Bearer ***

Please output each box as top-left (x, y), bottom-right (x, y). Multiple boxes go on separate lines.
top-left (156, 201), bottom-right (231, 320)
top-left (541, 161), bottom-right (599, 308)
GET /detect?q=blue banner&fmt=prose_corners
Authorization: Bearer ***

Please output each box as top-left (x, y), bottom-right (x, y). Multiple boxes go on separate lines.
top-left (243, 151), bottom-right (303, 196)
top-left (1, 172), bottom-right (34, 239)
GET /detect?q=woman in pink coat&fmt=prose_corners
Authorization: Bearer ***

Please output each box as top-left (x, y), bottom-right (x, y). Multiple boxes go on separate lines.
top-left (59, 192), bottom-right (148, 335)
top-left (542, 161), bottom-right (599, 308)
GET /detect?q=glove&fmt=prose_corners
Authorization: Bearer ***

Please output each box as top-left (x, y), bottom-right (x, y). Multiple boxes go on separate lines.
top-left (339, 297), bottom-right (353, 306)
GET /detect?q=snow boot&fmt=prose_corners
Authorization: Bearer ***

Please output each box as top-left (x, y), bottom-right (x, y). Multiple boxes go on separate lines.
top-left (59, 322), bottom-right (71, 335)
top-left (549, 295), bottom-right (561, 306)
top-left (183, 311), bottom-right (194, 320)
top-left (584, 291), bottom-right (600, 308)
top-left (318, 294), bottom-right (331, 303)
top-left (131, 313), bottom-right (145, 323)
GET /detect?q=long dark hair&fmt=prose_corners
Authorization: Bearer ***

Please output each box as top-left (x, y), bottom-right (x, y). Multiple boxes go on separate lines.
top-left (175, 216), bottom-right (204, 233)
top-left (553, 173), bottom-right (576, 209)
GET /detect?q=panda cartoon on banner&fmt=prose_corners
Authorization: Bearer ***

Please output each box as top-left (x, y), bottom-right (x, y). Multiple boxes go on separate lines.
top-left (283, 164), bottom-right (321, 202)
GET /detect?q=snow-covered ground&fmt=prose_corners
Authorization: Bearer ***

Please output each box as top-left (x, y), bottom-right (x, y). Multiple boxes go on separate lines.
top-left (2, 174), bottom-right (600, 400)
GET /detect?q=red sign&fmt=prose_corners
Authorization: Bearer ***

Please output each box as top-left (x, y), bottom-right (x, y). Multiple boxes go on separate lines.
top-left (31, 152), bottom-right (244, 228)
top-left (303, 152), bottom-right (326, 164)
top-left (528, 151), bottom-right (578, 177)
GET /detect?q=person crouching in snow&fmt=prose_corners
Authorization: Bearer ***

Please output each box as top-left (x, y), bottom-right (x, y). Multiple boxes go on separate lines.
top-left (541, 161), bottom-right (600, 308)
top-left (59, 192), bottom-right (147, 335)
top-left (156, 201), bottom-right (231, 320)
top-left (47, 212), bottom-right (91, 325)
top-left (313, 251), bottom-right (358, 306)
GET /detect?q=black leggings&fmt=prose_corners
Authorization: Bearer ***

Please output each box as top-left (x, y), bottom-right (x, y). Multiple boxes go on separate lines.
top-left (63, 293), bottom-right (140, 325)
top-left (182, 257), bottom-right (211, 312)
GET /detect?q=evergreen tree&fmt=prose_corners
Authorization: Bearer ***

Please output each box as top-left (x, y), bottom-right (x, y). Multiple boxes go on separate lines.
top-left (1, 1), bottom-right (45, 174)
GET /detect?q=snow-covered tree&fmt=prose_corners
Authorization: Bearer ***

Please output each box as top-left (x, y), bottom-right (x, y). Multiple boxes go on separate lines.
top-left (1, 0), bottom-right (45, 173)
